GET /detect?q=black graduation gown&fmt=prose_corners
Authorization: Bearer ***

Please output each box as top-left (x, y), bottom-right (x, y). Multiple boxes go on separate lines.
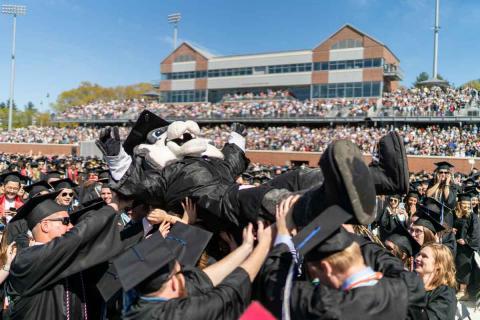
top-left (454, 213), bottom-right (480, 283)
top-left (424, 285), bottom-right (457, 320)
top-left (259, 243), bottom-right (426, 320)
top-left (124, 268), bottom-right (251, 320)
top-left (378, 208), bottom-right (407, 241)
top-left (5, 204), bottom-right (123, 320)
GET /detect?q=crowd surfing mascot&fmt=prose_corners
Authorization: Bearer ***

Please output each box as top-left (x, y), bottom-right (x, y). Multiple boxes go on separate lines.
top-left (97, 111), bottom-right (409, 233)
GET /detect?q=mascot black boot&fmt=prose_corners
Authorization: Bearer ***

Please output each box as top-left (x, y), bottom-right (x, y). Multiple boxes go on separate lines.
top-left (368, 131), bottom-right (409, 196)
top-left (293, 140), bottom-right (376, 228)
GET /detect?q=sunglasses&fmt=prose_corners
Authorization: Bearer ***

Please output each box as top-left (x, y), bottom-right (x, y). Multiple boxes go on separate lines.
top-left (44, 217), bottom-right (71, 226)
top-left (61, 192), bottom-right (74, 197)
top-left (438, 171), bottom-right (449, 174)
top-left (389, 198), bottom-right (399, 202)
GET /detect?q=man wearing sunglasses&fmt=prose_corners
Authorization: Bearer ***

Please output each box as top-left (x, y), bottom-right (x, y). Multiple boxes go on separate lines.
top-left (5, 191), bottom-right (123, 320)
top-left (426, 161), bottom-right (457, 226)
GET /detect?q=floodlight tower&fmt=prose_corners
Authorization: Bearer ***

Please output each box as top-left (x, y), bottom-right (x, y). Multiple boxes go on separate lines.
top-left (168, 13), bottom-right (181, 49)
top-left (1, 4), bottom-right (27, 131)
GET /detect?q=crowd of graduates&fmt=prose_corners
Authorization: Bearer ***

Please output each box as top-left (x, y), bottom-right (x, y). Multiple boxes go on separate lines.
top-left (0, 116), bottom-right (476, 319)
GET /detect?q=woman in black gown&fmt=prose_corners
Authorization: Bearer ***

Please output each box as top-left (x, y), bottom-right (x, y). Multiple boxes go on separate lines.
top-left (415, 243), bottom-right (457, 320)
top-left (453, 193), bottom-right (480, 300)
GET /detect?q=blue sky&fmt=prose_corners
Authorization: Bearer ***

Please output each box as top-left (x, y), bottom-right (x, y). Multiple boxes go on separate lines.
top-left (0, 0), bottom-right (478, 111)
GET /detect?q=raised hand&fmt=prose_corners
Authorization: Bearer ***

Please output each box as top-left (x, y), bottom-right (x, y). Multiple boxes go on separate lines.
top-left (96, 126), bottom-right (122, 156)
top-left (181, 197), bottom-right (197, 224)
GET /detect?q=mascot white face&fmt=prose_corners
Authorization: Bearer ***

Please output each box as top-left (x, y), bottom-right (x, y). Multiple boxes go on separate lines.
top-left (136, 120), bottom-right (224, 169)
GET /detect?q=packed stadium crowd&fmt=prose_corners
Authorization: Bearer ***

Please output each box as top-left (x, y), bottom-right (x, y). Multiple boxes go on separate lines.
top-left (4, 124), bottom-right (480, 157)
top-left (52, 86), bottom-right (478, 121)
top-left (0, 120), bottom-right (476, 319)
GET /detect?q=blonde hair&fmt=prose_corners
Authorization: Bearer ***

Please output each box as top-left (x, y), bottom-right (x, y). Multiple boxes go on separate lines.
top-left (422, 243), bottom-right (457, 290)
top-left (323, 241), bottom-right (363, 274)
top-left (455, 201), bottom-right (471, 219)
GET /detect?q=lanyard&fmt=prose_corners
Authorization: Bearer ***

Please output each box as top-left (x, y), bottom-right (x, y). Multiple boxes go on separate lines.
top-left (139, 296), bottom-right (169, 302)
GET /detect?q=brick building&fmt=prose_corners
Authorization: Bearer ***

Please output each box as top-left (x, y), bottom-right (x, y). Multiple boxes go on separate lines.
top-left (158, 24), bottom-right (402, 103)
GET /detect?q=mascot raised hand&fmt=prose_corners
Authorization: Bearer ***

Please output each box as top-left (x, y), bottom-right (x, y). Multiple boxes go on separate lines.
top-left (97, 110), bottom-right (409, 233)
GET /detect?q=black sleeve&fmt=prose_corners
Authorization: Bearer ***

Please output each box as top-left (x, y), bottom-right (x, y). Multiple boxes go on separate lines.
top-left (424, 286), bottom-right (457, 320)
top-left (183, 266), bottom-right (214, 296)
top-left (8, 206), bottom-right (123, 295)
top-left (109, 155), bottom-right (169, 205)
top-left (221, 143), bottom-right (250, 179)
top-left (257, 243), bottom-right (293, 318)
top-left (162, 268), bottom-right (251, 320)
top-left (444, 187), bottom-right (456, 211)
top-left (440, 232), bottom-right (457, 257)
top-left (466, 214), bottom-right (480, 251)
top-left (355, 235), bottom-right (405, 275)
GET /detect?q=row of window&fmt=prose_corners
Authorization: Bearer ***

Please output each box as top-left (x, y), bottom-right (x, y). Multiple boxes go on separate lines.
top-left (314, 58), bottom-right (383, 71)
top-left (267, 63), bottom-right (312, 73)
top-left (162, 59), bottom-right (383, 80)
top-left (174, 54), bottom-right (195, 62)
top-left (312, 82), bottom-right (382, 98)
top-left (160, 90), bottom-right (206, 103)
top-left (331, 39), bottom-right (363, 50)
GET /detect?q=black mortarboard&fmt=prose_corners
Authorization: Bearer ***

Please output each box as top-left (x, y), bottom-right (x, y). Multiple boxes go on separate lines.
top-left (292, 205), bottom-right (353, 261)
top-left (113, 232), bottom-right (176, 293)
top-left (386, 226), bottom-right (421, 257)
top-left (458, 193), bottom-right (472, 202)
top-left (44, 170), bottom-right (64, 181)
top-left (0, 171), bottom-right (29, 185)
top-left (24, 181), bottom-right (53, 199)
top-left (434, 161), bottom-right (454, 171)
top-left (123, 110), bottom-right (170, 156)
top-left (10, 191), bottom-right (67, 230)
top-left (420, 197), bottom-right (451, 216)
top-left (70, 198), bottom-right (105, 224)
top-left (50, 178), bottom-right (78, 191)
top-left (414, 210), bottom-right (445, 234)
top-left (165, 223), bottom-right (212, 266)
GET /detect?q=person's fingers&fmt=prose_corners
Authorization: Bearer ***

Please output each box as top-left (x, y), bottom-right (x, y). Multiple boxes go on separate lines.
top-left (113, 126), bottom-right (120, 141)
top-left (257, 220), bottom-right (264, 233)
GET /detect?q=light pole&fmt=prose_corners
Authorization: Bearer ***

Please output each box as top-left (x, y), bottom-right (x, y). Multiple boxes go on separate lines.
top-left (1, 4), bottom-right (27, 131)
top-left (167, 13), bottom-right (181, 49)
top-left (432, 0), bottom-right (440, 80)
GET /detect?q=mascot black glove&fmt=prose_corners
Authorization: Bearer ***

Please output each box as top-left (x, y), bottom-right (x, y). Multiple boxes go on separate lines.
top-left (231, 123), bottom-right (247, 137)
top-left (96, 126), bottom-right (122, 156)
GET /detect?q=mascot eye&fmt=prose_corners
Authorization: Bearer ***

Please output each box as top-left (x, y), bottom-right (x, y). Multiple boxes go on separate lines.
top-left (152, 129), bottom-right (164, 139)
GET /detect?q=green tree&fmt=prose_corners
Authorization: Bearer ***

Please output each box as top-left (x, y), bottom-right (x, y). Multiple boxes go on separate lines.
top-left (462, 79), bottom-right (480, 91)
top-left (413, 72), bottom-right (429, 87)
top-left (52, 82), bottom-right (154, 112)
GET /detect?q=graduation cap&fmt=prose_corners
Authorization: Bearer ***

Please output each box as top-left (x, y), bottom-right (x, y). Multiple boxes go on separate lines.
top-left (23, 181), bottom-right (53, 199)
top-left (0, 171), bottom-right (29, 185)
top-left (386, 226), bottom-right (421, 257)
top-left (44, 170), bottom-right (64, 182)
top-left (419, 197), bottom-right (451, 216)
top-left (457, 193), bottom-right (472, 202)
top-left (434, 161), bottom-right (454, 171)
top-left (165, 223), bottom-right (212, 266)
top-left (123, 110), bottom-right (170, 156)
top-left (292, 205), bottom-right (353, 261)
top-left (70, 198), bottom-right (105, 224)
top-left (10, 191), bottom-right (67, 230)
top-left (413, 210), bottom-right (445, 234)
top-left (50, 178), bottom-right (78, 191)
top-left (113, 232), bottom-right (177, 293)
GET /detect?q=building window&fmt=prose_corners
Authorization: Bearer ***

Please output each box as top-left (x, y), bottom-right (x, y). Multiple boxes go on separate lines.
top-left (331, 39), bottom-right (363, 50)
top-left (313, 58), bottom-right (383, 71)
top-left (174, 54), bottom-right (195, 62)
top-left (161, 90), bottom-right (206, 103)
top-left (312, 82), bottom-right (382, 98)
